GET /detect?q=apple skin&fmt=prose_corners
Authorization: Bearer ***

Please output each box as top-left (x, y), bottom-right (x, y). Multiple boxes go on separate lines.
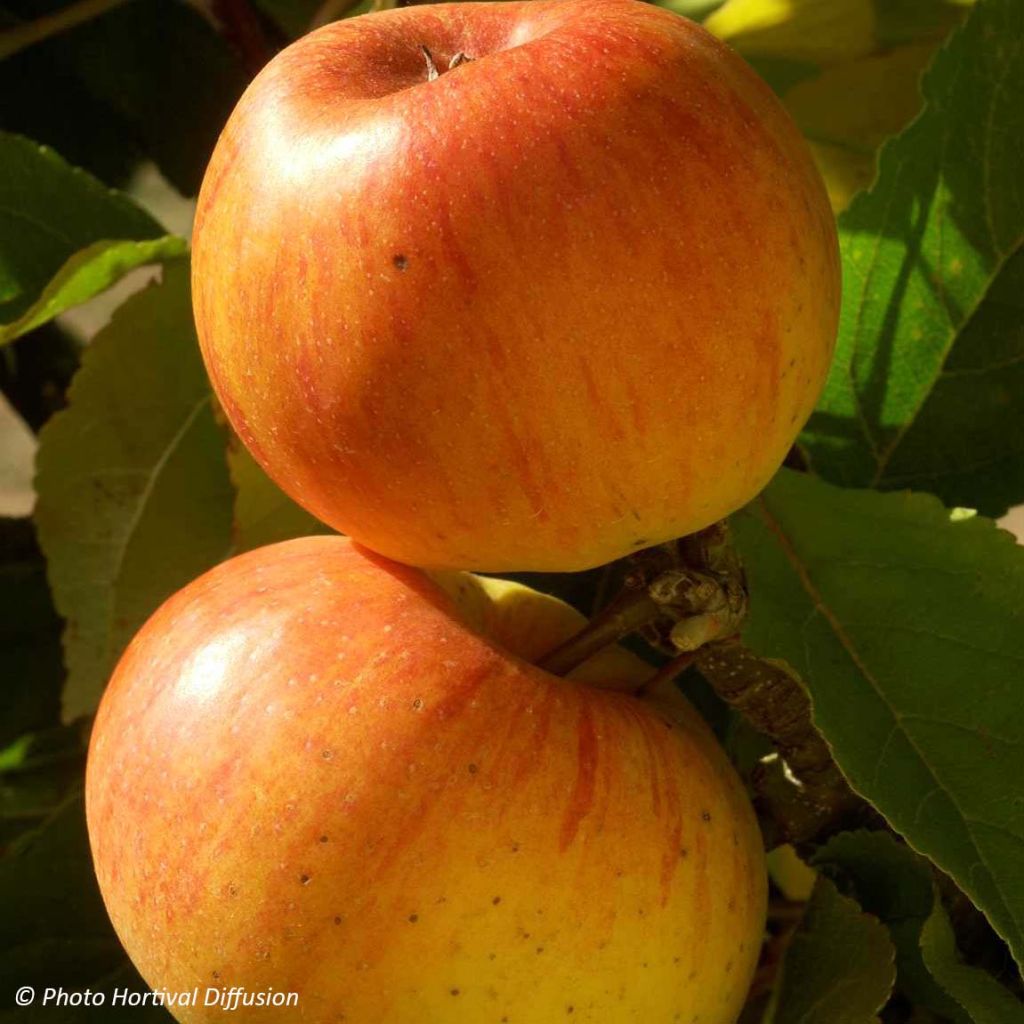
top-left (87, 536), bottom-right (766, 1023)
top-left (191, 0), bottom-right (839, 573)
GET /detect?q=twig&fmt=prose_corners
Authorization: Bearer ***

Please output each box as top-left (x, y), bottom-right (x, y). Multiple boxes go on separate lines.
top-left (0, 0), bottom-right (131, 62)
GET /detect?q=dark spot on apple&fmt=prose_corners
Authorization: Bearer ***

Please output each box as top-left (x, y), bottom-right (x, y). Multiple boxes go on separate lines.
top-left (567, 1006), bottom-right (574, 1014)
top-left (212, 971), bottom-right (220, 980)
top-left (727, 897), bottom-right (736, 911)
top-left (537, 946), bottom-right (545, 954)
top-left (489, 953), bottom-right (497, 961)
top-left (300, 873), bottom-right (311, 885)
top-left (412, 698), bottom-right (424, 710)
top-left (492, 896), bottom-right (502, 905)
top-left (393, 254), bottom-right (408, 271)
top-left (701, 810), bottom-right (712, 823)
top-left (673, 956), bottom-right (681, 964)
top-left (408, 913), bottom-right (419, 923)
top-left (334, 915), bottom-right (342, 925)
top-left (322, 749), bottom-right (334, 760)
top-left (319, 835), bottom-right (329, 844)
top-left (450, 988), bottom-right (460, 997)
top-left (725, 959), bottom-right (733, 973)
top-left (227, 883), bottom-right (239, 896)
top-left (633, 538), bottom-right (648, 547)
top-left (510, 842), bottom-right (520, 853)
top-left (468, 763), bottom-right (479, 774)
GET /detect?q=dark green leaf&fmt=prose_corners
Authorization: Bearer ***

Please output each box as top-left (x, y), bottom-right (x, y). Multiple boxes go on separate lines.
top-left (0, 722), bottom-right (86, 849)
top-left (872, 247), bottom-right (1024, 516)
top-left (765, 876), bottom-right (895, 1024)
top-left (734, 469), bottom-right (1024, 967)
top-left (801, 0), bottom-right (1024, 510)
top-left (0, 131), bottom-right (173, 341)
top-left (920, 901), bottom-right (1024, 1024)
top-left (0, 1), bottom-right (247, 196)
top-left (34, 260), bottom-right (234, 720)
top-left (814, 830), bottom-right (969, 1022)
top-left (0, 794), bottom-right (121, 991)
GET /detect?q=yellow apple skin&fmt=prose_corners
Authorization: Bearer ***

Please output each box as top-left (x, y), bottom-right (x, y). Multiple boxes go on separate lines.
top-left (87, 537), bottom-right (766, 1023)
top-left (191, 0), bottom-right (840, 572)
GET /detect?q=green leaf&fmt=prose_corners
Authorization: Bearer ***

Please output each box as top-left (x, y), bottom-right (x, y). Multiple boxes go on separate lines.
top-left (779, 42), bottom-right (938, 213)
top-left (764, 876), bottom-right (895, 1024)
top-left (814, 831), bottom-right (969, 1022)
top-left (0, 236), bottom-right (187, 346)
top-left (733, 469), bottom-right (1024, 967)
top-left (870, 247), bottom-right (1024, 516)
top-left (227, 442), bottom-right (332, 553)
top-left (705, 0), bottom-right (876, 63)
top-left (875, 0), bottom-right (977, 47)
top-left (34, 261), bottom-right (233, 720)
top-left (0, 131), bottom-right (180, 342)
top-left (802, 0), bottom-right (1024, 504)
top-left (653, 0), bottom-right (726, 21)
top-left (921, 900), bottom-right (1024, 1023)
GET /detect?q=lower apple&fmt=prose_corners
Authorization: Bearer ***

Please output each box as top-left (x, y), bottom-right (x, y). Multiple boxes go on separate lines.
top-left (87, 536), bottom-right (766, 1022)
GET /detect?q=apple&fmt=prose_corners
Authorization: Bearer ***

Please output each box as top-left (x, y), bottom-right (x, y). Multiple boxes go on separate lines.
top-left (87, 536), bottom-right (766, 1023)
top-left (191, 0), bottom-right (840, 573)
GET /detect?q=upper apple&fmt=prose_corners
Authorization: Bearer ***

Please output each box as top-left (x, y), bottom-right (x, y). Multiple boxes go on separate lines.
top-left (192, 0), bottom-right (839, 571)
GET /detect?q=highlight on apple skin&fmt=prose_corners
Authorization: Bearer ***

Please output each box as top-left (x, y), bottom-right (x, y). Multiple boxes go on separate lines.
top-left (191, 0), bottom-right (840, 573)
top-left (86, 536), bottom-right (767, 1023)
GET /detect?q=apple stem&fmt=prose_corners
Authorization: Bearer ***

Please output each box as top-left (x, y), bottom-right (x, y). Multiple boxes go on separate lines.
top-left (538, 587), bottom-right (663, 677)
top-left (420, 44), bottom-right (439, 81)
top-left (419, 45), bottom-right (474, 82)
top-left (634, 649), bottom-right (698, 697)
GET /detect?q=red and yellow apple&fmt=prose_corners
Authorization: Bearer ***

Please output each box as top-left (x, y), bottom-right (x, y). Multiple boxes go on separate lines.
top-left (87, 536), bottom-right (766, 1022)
top-left (192, 0), bottom-right (839, 572)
